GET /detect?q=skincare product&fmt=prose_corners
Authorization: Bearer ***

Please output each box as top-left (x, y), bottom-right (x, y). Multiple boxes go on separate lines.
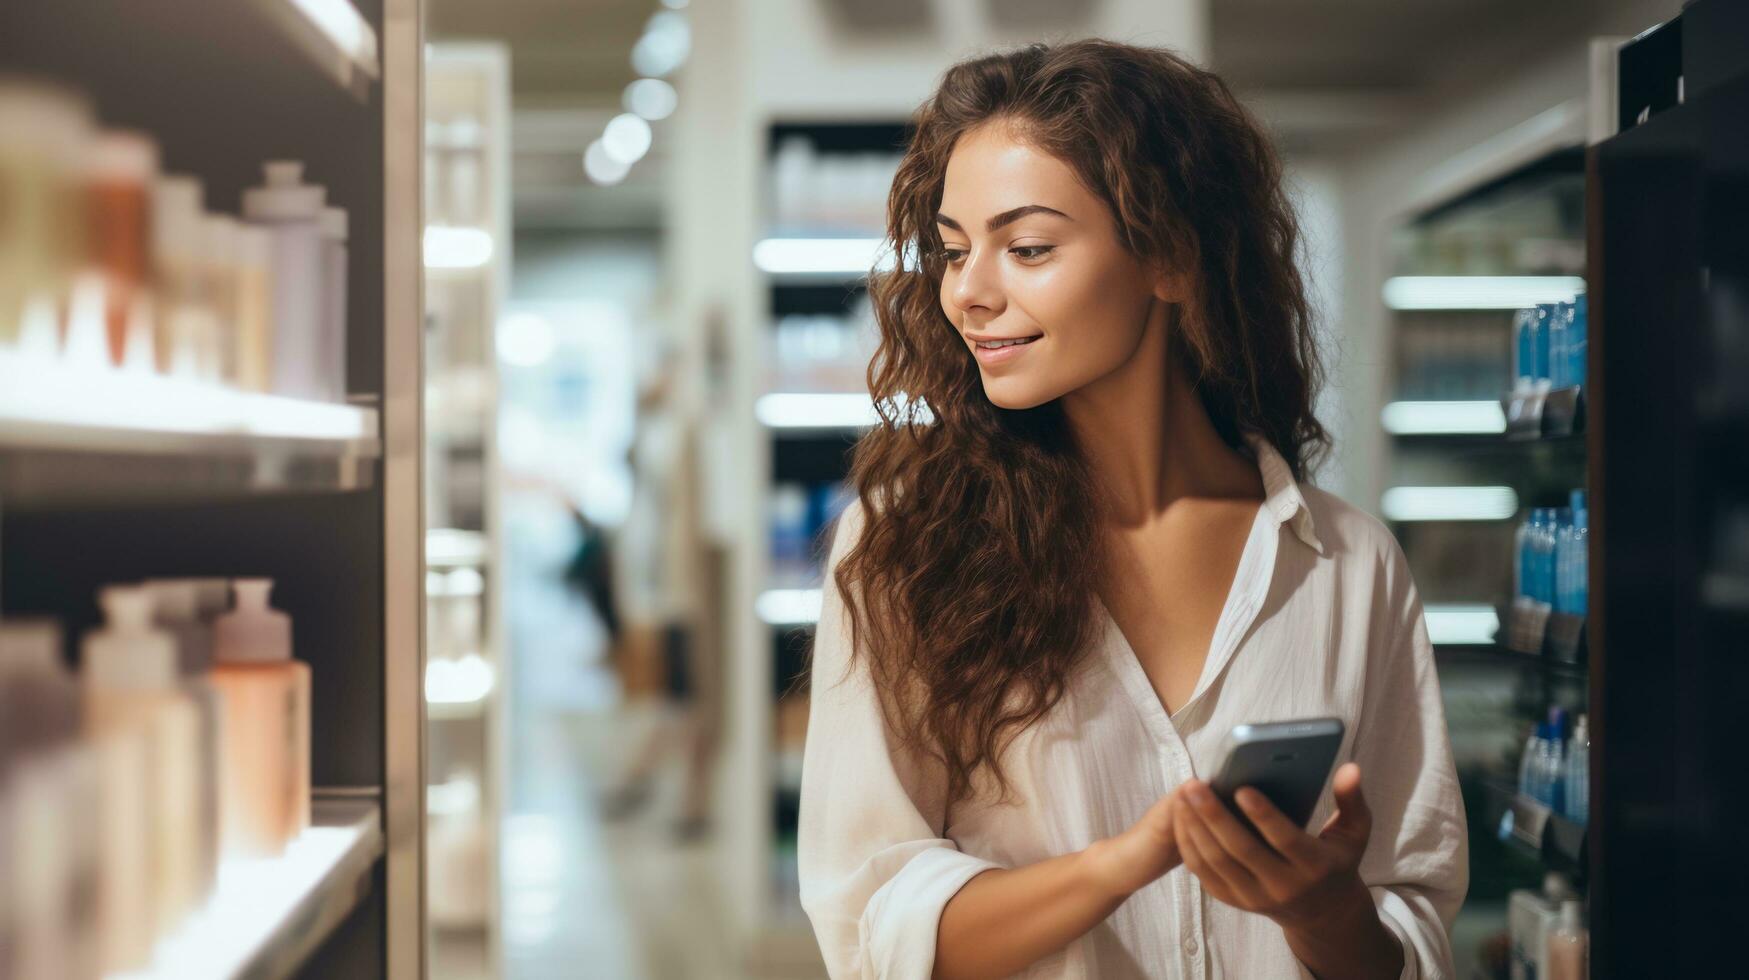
top-left (211, 578), bottom-right (311, 856)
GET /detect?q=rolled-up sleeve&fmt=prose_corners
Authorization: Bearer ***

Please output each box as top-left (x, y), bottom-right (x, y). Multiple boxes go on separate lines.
top-left (1344, 535), bottom-right (1471, 980)
top-left (797, 501), bottom-right (1005, 979)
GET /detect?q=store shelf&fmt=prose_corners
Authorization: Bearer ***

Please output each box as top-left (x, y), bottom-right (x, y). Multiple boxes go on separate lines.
top-left (0, 354), bottom-right (380, 503)
top-left (1485, 782), bottom-right (1587, 873)
top-left (245, 0), bottom-right (381, 99)
top-left (0, 355), bottom-right (380, 454)
top-left (125, 797), bottom-right (383, 980)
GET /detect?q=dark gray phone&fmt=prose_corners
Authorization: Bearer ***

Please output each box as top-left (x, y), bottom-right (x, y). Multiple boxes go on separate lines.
top-left (1207, 717), bottom-right (1345, 834)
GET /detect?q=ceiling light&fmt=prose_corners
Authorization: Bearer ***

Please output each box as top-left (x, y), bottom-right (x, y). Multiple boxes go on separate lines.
top-left (601, 113), bottom-right (652, 165)
top-left (624, 78), bottom-right (678, 121)
top-left (583, 139), bottom-right (630, 186)
top-left (631, 12), bottom-right (691, 78)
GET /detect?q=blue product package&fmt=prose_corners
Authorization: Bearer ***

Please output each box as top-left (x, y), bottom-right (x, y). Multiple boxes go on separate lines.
top-left (1512, 308), bottom-right (1536, 390)
top-left (1569, 295), bottom-right (1588, 389)
top-left (1531, 304), bottom-right (1554, 387)
top-left (1549, 302), bottom-right (1569, 389)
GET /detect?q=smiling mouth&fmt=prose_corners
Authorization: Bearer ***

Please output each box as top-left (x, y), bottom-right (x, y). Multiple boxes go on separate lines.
top-left (973, 336), bottom-right (1041, 350)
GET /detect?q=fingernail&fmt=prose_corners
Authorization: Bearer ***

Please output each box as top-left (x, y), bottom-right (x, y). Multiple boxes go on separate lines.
top-left (1187, 783), bottom-right (1212, 805)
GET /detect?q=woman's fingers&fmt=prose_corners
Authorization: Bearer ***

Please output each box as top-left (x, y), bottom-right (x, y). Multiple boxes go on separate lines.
top-left (1233, 787), bottom-right (1324, 868)
top-left (1317, 763), bottom-right (1373, 849)
top-left (1176, 794), bottom-right (1263, 901)
top-left (1183, 781), bottom-right (1288, 877)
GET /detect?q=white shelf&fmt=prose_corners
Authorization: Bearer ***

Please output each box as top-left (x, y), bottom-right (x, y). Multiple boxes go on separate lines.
top-left (119, 798), bottom-right (383, 980)
top-left (0, 353), bottom-right (380, 458)
top-left (247, 0), bottom-right (380, 99)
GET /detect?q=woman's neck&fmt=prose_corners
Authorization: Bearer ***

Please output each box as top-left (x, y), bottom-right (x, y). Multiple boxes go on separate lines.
top-left (1061, 305), bottom-right (1264, 528)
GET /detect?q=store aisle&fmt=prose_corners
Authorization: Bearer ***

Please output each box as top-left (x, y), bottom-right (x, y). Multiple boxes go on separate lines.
top-left (500, 501), bottom-right (800, 980)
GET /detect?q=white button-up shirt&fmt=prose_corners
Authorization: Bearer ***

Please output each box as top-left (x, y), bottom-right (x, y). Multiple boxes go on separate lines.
top-left (797, 435), bottom-right (1469, 979)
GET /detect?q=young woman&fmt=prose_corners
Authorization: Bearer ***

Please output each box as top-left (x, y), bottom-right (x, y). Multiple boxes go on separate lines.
top-left (797, 39), bottom-right (1467, 980)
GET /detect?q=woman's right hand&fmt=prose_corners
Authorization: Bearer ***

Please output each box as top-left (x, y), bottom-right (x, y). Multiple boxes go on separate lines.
top-left (1083, 789), bottom-right (1183, 899)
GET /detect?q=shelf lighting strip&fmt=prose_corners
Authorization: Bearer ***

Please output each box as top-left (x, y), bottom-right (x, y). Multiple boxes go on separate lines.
top-left (1381, 276), bottom-right (1585, 311)
top-left (1381, 400), bottom-right (1508, 435)
top-left (757, 588), bottom-right (823, 626)
top-left (1424, 603), bottom-right (1502, 646)
top-left (753, 237), bottom-right (891, 276)
top-left (1380, 486), bottom-right (1519, 522)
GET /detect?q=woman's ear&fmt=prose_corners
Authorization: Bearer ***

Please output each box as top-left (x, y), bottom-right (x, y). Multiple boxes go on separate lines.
top-left (1151, 263), bottom-right (1192, 305)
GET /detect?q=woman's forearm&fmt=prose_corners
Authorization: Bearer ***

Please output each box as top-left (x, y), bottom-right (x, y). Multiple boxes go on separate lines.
top-left (933, 842), bottom-right (1131, 980)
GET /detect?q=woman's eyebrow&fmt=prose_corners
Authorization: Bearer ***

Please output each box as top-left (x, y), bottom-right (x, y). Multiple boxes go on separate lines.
top-left (934, 204), bottom-right (1073, 233)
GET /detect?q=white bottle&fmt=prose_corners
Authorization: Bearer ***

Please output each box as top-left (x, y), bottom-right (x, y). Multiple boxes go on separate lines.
top-left (1566, 715), bottom-right (1590, 823)
top-left (319, 205), bottom-right (349, 402)
top-left (242, 160), bottom-right (327, 399)
top-left (82, 585), bottom-right (203, 952)
top-left (151, 175), bottom-right (211, 379)
top-left (1, 619), bottom-right (102, 980)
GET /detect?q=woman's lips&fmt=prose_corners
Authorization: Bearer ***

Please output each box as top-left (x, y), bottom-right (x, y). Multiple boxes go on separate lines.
top-left (971, 334), bottom-right (1040, 366)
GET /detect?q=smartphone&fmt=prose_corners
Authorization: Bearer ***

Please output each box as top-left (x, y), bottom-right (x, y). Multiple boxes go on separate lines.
top-left (1207, 717), bottom-right (1345, 834)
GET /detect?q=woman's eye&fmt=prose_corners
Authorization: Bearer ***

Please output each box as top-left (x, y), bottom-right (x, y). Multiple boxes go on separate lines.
top-left (940, 247), bottom-right (967, 263)
top-left (1010, 245), bottom-right (1055, 261)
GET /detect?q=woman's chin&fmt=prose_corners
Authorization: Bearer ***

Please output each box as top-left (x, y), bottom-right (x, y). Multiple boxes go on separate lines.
top-left (980, 376), bottom-right (1056, 411)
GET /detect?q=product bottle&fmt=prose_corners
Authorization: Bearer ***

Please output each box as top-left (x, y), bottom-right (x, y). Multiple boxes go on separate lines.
top-left (241, 161), bottom-right (327, 399)
top-left (1518, 723), bottom-right (1545, 799)
top-left (1566, 715), bottom-right (1590, 824)
top-left (144, 579), bottom-right (228, 905)
top-left (0, 619), bottom-right (102, 980)
top-left (151, 175), bottom-right (209, 378)
top-left (1511, 307), bottom-right (1535, 394)
top-left (1568, 295), bottom-right (1589, 391)
top-left (0, 80), bottom-right (93, 356)
top-left (211, 578), bottom-right (311, 856)
top-left (1530, 304), bottom-right (1554, 392)
top-left (81, 131), bottom-right (159, 369)
top-left (1507, 887), bottom-right (1557, 980)
top-left (319, 205), bottom-right (349, 401)
top-left (235, 224), bottom-right (275, 392)
top-left (1548, 302), bottom-right (1569, 390)
top-left (1542, 707), bottom-right (1567, 811)
top-left (1545, 901), bottom-right (1588, 980)
top-left (1569, 491), bottom-right (1589, 616)
top-left (81, 585), bottom-right (202, 967)
top-left (201, 213), bottom-right (242, 385)
top-left (1515, 510), bottom-right (1535, 601)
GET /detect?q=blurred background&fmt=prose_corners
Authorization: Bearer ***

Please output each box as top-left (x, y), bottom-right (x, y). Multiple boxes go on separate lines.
top-left (6, 0), bottom-right (1748, 978)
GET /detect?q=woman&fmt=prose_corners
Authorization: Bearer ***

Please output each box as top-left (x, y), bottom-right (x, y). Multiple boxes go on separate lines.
top-left (797, 39), bottom-right (1467, 980)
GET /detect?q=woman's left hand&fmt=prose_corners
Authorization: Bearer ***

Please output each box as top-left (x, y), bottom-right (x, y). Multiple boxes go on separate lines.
top-left (1170, 761), bottom-right (1373, 927)
top-left (1171, 763), bottom-right (1405, 979)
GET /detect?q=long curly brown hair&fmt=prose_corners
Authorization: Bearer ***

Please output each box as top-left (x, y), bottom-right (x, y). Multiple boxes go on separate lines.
top-left (829, 39), bottom-right (1329, 808)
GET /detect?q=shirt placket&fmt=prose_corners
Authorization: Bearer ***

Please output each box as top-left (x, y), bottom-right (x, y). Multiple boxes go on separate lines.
top-left (1153, 720), bottom-right (1208, 979)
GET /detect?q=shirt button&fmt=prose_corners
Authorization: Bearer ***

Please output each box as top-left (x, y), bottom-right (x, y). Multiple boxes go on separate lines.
top-left (1183, 937), bottom-right (1199, 957)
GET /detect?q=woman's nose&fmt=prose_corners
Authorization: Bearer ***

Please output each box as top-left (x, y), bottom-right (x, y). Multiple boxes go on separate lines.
top-left (950, 247), bottom-right (1004, 316)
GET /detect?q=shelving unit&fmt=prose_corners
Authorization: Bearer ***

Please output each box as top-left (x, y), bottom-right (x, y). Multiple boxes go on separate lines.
top-left (422, 41), bottom-right (509, 969)
top-left (728, 120), bottom-right (905, 939)
top-left (1379, 128), bottom-right (1595, 972)
top-left (1587, 3), bottom-right (1749, 971)
top-left (0, 1), bottom-right (425, 977)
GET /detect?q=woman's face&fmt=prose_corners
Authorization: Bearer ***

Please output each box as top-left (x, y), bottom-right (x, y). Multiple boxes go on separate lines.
top-left (936, 121), bottom-right (1176, 410)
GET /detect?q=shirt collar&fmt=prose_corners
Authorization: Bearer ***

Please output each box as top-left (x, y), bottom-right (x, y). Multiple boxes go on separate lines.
top-left (1243, 432), bottom-right (1325, 557)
